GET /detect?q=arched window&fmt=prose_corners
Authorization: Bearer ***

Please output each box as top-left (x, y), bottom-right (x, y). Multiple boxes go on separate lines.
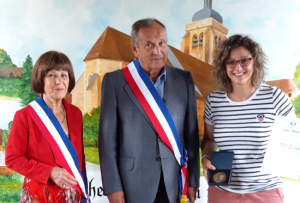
top-left (199, 34), bottom-right (203, 45)
top-left (192, 35), bottom-right (198, 47)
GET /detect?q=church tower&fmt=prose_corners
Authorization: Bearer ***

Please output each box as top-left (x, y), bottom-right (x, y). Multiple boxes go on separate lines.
top-left (180, 0), bottom-right (228, 65)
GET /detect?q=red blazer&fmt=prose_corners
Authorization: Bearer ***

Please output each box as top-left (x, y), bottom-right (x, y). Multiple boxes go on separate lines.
top-left (5, 99), bottom-right (86, 185)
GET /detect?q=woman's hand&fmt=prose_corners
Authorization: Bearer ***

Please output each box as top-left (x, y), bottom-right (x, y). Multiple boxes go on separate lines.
top-left (50, 167), bottom-right (77, 189)
top-left (202, 158), bottom-right (216, 183)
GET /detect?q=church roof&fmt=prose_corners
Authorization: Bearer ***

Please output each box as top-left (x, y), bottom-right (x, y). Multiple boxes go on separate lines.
top-left (84, 26), bottom-right (172, 65)
top-left (168, 45), bottom-right (217, 99)
top-left (84, 27), bottom-right (135, 62)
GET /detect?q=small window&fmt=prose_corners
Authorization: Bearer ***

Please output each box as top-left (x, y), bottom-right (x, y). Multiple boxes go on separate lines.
top-left (192, 35), bottom-right (198, 47)
top-left (199, 34), bottom-right (203, 45)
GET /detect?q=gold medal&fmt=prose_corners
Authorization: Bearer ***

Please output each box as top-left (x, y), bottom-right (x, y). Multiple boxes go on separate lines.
top-left (213, 172), bottom-right (227, 183)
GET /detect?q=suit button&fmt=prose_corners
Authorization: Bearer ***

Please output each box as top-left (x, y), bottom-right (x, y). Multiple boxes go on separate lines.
top-left (155, 157), bottom-right (161, 161)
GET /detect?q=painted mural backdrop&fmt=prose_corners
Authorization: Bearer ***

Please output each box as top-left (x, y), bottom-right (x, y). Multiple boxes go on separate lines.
top-left (1, 0), bottom-right (300, 202)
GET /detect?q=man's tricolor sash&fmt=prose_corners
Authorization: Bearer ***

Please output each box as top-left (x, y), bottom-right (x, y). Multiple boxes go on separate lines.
top-left (122, 59), bottom-right (189, 195)
top-left (27, 97), bottom-right (89, 202)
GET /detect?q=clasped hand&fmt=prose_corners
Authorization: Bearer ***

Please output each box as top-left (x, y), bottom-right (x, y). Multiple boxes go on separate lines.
top-left (50, 167), bottom-right (77, 189)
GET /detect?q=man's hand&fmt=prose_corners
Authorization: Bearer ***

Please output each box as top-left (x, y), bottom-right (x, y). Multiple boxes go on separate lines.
top-left (188, 187), bottom-right (198, 203)
top-left (107, 191), bottom-right (125, 203)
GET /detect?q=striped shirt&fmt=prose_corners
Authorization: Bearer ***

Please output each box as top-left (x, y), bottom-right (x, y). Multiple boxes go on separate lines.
top-left (204, 85), bottom-right (295, 193)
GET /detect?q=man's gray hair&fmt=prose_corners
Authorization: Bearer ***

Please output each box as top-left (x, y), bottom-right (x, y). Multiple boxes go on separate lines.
top-left (131, 18), bottom-right (167, 47)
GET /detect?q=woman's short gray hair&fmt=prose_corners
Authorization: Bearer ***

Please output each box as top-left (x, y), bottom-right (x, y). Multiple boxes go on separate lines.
top-left (131, 18), bottom-right (167, 47)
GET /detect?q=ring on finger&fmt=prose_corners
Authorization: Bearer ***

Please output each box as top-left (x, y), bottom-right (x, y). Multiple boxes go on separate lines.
top-left (62, 183), bottom-right (66, 189)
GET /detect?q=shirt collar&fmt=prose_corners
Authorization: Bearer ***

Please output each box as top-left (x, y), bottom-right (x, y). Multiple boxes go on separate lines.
top-left (150, 66), bottom-right (166, 84)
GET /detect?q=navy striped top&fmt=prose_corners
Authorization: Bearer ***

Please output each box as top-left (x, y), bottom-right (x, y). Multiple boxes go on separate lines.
top-left (204, 85), bottom-right (295, 193)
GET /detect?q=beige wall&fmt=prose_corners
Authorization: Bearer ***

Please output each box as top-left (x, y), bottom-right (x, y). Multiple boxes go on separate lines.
top-left (82, 59), bottom-right (127, 114)
top-left (71, 73), bottom-right (84, 112)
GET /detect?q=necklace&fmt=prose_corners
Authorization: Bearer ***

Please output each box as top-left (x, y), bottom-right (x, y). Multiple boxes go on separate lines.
top-left (61, 104), bottom-right (66, 124)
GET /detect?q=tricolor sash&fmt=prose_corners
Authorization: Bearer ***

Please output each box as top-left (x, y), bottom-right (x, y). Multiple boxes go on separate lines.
top-left (122, 59), bottom-right (189, 195)
top-left (27, 97), bottom-right (89, 202)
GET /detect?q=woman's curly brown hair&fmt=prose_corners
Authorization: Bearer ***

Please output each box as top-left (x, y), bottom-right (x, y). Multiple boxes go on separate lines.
top-left (213, 34), bottom-right (268, 92)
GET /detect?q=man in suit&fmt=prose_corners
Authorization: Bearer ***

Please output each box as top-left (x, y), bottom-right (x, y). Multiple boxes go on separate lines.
top-left (98, 18), bottom-right (199, 203)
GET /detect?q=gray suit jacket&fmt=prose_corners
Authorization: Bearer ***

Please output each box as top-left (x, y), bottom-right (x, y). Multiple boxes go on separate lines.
top-left (98, 65), bottom-right (199, 203)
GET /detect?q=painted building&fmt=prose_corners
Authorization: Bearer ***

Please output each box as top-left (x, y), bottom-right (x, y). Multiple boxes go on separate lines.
top-left (0, 67), bottom-right (23, 78)
top-left (266, 79), bottom-right (299, 99)
top-left (180, 0), bottom-right (228, 65)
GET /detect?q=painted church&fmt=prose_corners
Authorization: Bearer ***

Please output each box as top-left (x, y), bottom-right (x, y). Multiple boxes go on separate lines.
top-left (71, 0), bottom-right (298, 138)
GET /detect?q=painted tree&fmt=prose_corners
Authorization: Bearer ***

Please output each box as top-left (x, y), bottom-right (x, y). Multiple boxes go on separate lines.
top-left (2, 121), bottom-right (12, 151)
top-left (0, 48), bottom-right (17, 67)
top-left (82, 106), bottom-right (100, 142)
top-left (292, 63), bottom-right (300, 117)
top-left (19, 55), bottom-right (39, 107)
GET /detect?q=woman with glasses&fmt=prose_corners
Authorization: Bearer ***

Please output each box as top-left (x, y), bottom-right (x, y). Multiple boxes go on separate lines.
top-left (201, 34), bottom-right (295, 202)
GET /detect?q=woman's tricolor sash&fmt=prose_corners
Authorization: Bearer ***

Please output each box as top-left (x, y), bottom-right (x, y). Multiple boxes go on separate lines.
top-left (27, 97), bottom-right (89, 202)
top-left (122, 59), bottom-right (189, 195)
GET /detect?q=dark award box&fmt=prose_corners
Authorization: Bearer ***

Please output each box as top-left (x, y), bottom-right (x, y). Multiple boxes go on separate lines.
top-left (208, 151), bottom-right (234, 186)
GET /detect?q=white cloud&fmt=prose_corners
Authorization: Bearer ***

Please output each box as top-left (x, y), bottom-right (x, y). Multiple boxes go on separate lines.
top-left (0, 0), bottom-right (97, 78)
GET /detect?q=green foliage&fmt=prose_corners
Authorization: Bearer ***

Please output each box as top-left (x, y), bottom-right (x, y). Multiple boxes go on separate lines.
top-left (0, 172), bottom-right (23, 202)
top-left (0, 77), bottom-right (21, 97)
top-left (84, 147), bottom-right (100, 165)
top-left (8, 121), bottom-right (13, 130)
top-left (292, 62), bottom-right (300, 118)
top-left (18, 55), bottom-right (39, 107)
top-left (293, 63), bottom-right (300, 89)
top-left (0, 48), bottom-right (17, 67)
top-left (2, 130), bottom-right (9, 151)
top-left (82, 106), bottom-right (100, 141)
top-left (292, 95), bottom-right (300, 117)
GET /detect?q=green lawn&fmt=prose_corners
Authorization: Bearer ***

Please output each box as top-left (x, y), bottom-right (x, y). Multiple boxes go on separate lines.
top-left (84, 146), bottom-right (99, 165)
top-left (0, 77), bottom-right (20, 98)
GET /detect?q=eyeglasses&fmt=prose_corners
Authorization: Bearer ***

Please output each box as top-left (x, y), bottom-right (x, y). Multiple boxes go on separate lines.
top-left (225, 57), bottom-right (253, 69)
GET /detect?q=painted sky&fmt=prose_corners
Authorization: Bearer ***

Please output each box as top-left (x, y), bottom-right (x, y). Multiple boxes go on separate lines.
top-left (0, 0), bottom-right (299, 81)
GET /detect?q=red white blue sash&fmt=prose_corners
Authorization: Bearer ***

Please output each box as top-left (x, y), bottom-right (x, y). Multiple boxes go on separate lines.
top-left (122, 59), bottom-right (189, 195)
top-left (27, 97), bottom-right (89, 202)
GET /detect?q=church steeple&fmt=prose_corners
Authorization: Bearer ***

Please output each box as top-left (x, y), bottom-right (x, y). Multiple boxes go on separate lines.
top-left (180, 0), bottom-right (228, 65)
top-left (192, 0), bottom-right (223, 24)
top-left (204, 0), bottom-right (212, 8)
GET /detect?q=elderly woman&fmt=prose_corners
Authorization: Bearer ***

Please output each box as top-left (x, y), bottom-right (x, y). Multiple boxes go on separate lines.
top-left (201, 35), bottom-right (295, 203)
top-left (5, 51), bottom-right (89, 202)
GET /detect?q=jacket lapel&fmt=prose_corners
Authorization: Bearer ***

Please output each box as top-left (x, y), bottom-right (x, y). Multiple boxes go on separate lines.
top-left (163, 66), bottom-right (183, 120)
top-left (123, 84), bottom-right (156, 131)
